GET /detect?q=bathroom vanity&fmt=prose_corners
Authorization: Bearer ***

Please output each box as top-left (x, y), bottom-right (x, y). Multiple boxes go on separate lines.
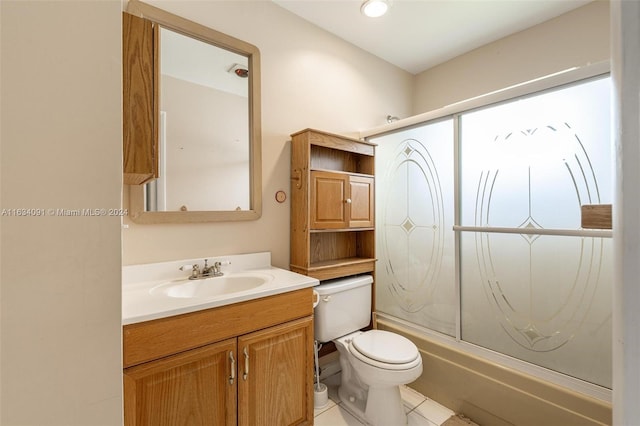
top-left (122, 253), bottom-right (318, 426)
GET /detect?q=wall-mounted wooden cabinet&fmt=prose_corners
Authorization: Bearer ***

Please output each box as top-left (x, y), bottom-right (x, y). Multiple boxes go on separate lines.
top-left (123, 289), bottom-right (314, 426)
top-left (290, 129), bottom-right (376, 281)
top-left (310, 171), bottom-right (374, 229)
top-left (122, 12), bottom-right (158, 185)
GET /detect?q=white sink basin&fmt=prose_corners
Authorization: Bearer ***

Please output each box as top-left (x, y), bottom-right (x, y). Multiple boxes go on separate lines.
top-left (150, 273), bottom-right (271, 299)
top-left (123, 252), bottom-right (320, 325)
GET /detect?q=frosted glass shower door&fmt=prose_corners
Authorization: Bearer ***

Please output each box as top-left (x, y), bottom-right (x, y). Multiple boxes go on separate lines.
top-left (372, 120), bottom-right (456, 336)
top-left (459, 76), bottom-right (612, 387)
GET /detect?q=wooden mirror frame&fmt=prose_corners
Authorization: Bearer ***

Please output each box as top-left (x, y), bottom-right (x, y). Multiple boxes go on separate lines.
top-left (125, 0), bottom-right (262, 223)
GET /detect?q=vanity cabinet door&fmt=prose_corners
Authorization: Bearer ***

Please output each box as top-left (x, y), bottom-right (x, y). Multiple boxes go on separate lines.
top-left (237, 317), bottom-right (314, 426)
top-left (123, 338), bottom-right (237, 426)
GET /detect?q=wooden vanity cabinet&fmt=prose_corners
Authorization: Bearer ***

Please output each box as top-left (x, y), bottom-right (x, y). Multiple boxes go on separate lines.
top-left (291, 129), bottom-right (376, 281)
top-left (123, 289), bottom-right (314, 426)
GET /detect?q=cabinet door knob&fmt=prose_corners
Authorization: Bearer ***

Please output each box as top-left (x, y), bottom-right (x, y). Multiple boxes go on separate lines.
top-left (345, 198), bottom-right (352, 204)
top-left (229, 351), bottom-right (236, 385)
top-left (243, 347), bottom-right (250, 380)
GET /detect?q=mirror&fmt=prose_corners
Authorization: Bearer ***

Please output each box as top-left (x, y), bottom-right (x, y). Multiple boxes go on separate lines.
top-left (126, 0), bottom-right (261, 223)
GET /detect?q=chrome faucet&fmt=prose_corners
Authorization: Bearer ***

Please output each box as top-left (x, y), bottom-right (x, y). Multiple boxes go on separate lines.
top-left (202, 259), bottom-right (224, 277)
top-left (179, 259), bottom-right (229, 280)
top-left (179, 263), bottom-right (201, 280)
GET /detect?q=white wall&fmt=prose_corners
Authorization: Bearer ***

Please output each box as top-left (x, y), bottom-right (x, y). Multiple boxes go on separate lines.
top-left (412, 0), bottom-right (610, 114)
top-left (0, 1), bottom-right (123, 424)
top-left (122, 0), bottom-right (414, 268)
top-left (611, 1), bottom-right (640, 423)
top-left (161, 76), bottom-right (250, 211)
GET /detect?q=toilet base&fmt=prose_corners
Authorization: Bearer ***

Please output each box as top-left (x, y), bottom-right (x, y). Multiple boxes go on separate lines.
top-left (338, 384), bottom-right (407, 426)
top-left (337, 385), bottom-right (367, 423)
top-left (365, 385), bottom-right (407, 426)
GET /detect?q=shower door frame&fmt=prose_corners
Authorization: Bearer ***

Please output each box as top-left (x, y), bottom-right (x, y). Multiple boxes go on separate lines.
top-left (362, 60), bottom-right (612, 402)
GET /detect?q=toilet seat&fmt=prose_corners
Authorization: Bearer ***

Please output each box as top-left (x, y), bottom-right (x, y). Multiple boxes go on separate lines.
top-left (349, 330), bottom-right (421, 370)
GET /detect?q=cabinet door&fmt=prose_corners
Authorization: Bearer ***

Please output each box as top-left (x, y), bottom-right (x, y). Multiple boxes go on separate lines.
top-left (238, 317), bottom-right (314, 426)
top-left (311, 170), bottom-right (348, 229)
top-left (348, 175), bottom-right (374, 228)
top-left (123, 12), bottom-right (158, 185)
top-left (311, 171), bottom-right (374, 229)
top-left (124, 339), bottom-right (237, 426)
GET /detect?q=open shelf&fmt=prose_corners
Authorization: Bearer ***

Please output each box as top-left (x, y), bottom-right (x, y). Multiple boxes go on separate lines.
top-left (291, 257), bottom-right (376, 281)
top-left (310, 144), bottom-right (374, 175)
top-left (309, 167), bottom-right (374, 179)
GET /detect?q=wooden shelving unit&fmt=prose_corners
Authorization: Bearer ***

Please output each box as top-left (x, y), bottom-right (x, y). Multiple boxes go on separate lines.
top-left (290, 129), bottom-right (376, 282)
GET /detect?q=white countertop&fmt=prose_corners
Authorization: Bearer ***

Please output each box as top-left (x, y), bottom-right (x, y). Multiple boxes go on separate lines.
top-left (122, 252), bottom-right (319, 325)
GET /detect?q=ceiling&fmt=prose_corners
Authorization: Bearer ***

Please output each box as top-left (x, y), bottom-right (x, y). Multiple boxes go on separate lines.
top-left (272, 0), bottom-right (593, 75)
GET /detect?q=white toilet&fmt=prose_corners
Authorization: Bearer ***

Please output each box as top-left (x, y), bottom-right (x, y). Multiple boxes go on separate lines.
top-left (314, 275), bottom-right (423, 426)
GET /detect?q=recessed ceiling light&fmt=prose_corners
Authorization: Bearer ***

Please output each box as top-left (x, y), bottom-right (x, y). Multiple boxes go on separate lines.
top-left (361, 0), bottom-right (389, 18)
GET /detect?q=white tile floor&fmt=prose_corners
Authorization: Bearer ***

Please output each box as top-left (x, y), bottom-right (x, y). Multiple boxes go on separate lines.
top-left (314, 374), bottom-right (455, 426)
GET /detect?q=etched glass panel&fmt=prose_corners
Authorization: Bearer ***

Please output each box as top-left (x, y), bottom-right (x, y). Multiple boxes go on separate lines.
top-left (372, 119), bottom-right (456, 336)
top-left (460, 77), bottom-right (612, 229)
top-left (460, 233), bottom-right (612, 387)
top-left (459, 76), bottom-right (612, 387)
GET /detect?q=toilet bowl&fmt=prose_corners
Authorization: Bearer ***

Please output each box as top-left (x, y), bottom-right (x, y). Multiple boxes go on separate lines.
top-left (314, 275), bottom-right (423, 426)
top-left (334, 330), bottom-right (422, 425)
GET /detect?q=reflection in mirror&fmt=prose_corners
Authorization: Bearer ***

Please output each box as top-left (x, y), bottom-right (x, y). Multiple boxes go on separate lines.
top-left (146, 27), bottom-right (250, 212)
top-left (125, 0), bottom-right (262, 223)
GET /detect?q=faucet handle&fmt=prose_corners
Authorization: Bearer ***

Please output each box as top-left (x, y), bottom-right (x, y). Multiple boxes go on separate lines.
top-left (179, 263), bottom-right (200, 279)
top-left (179, 264), bottom-right (198, 272)
top-left (214, 260), bottom-right (231, 273)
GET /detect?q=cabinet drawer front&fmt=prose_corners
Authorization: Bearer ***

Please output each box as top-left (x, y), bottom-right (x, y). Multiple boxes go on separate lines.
top-left (123, 288), bottom-right (313, 367)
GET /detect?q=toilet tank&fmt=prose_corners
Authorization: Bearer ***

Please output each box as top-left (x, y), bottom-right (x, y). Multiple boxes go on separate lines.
top-left (314, 275), bottom-right (373, 342)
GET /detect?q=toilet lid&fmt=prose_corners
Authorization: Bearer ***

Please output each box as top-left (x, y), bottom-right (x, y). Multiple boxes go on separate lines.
top-left (351, 330), bottom-right (419, 364)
